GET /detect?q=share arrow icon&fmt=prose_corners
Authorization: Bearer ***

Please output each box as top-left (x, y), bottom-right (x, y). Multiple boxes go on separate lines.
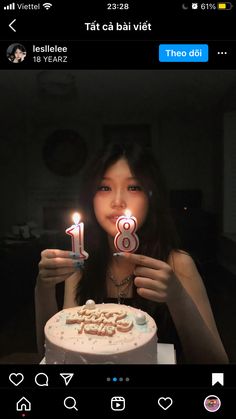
top-left (60, 373), bottom-right (74, 386)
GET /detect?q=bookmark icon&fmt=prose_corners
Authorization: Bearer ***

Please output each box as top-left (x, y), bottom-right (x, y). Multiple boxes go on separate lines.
top-left (212, 373), bottom-right (224, 386)
top-left (60, 373), bottom-right (74, 386)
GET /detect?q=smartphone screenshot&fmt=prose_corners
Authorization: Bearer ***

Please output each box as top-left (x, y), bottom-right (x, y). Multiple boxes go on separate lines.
top-left (0, 1), bottom-right (235, 417)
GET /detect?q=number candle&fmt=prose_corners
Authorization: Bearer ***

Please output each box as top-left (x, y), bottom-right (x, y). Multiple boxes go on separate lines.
top-left (114, 210), bottom-right (139, 253)
top-left (66, 212), bottom-right (89, 259)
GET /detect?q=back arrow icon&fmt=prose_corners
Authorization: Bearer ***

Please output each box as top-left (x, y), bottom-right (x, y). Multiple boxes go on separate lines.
top-left (9, 19), bottom-right (16, 32)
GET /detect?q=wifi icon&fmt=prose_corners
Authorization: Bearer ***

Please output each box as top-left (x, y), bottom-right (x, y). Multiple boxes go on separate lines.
top-left (43, 2), bottom-right (52, 9)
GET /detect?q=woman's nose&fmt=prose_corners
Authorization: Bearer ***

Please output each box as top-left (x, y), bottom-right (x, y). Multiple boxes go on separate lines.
top-left (111, 190), bottom-right (126, 208)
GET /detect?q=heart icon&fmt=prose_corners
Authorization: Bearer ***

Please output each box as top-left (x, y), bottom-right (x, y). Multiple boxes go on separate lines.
top-left (158, 396), bottom-right (173, 410)
top-left (9, 373), bottom-right (24, 386)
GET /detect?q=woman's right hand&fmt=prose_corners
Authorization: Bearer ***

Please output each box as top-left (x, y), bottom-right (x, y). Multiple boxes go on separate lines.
top-left (37, 249), bottom-right (82, 288)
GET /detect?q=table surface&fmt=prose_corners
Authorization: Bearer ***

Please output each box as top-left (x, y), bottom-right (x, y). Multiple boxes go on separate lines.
top-left (157, 343), bottom-right (176, 364)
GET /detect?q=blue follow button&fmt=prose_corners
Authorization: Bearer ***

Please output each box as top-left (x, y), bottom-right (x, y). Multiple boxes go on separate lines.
top-left (159, 44), bottom-right (208, 62)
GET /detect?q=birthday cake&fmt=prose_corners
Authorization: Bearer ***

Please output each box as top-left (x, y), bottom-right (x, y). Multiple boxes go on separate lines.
top-left (44, 301), bottom-right (157, 364)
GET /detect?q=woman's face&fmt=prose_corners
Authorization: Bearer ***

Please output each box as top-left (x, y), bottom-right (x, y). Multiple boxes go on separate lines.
top-left (93, 158), bottom-right (149, 238)
top-left (14, 49), bottom-right (24, 60)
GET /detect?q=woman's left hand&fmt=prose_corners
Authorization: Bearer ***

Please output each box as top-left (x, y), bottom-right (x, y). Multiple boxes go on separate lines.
top-left (118, 252), bottom-right (183, 303)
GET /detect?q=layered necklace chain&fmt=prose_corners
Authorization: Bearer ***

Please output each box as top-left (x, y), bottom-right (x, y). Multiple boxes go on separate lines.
top-left (108, 271), bottom-right (134, 304)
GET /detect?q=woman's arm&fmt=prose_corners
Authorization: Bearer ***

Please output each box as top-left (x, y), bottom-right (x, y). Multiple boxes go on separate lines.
top-left (63, 271), bottom-right (81, 308)
top-left (34, 277), bottom-right (58, 358)
top-left (167, 251), bottom-right (229, 363)
top-left (35, 271), bottom-right (81, 357)
top-left (118, 251), bottom-right (229, 363)
top-left (34, 249), bottom-right (81, 357)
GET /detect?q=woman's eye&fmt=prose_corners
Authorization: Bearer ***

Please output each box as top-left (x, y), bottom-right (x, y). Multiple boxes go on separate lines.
top-left (97, 185), bottom-right (111, 191)
top-left (128, 185), bottom-right (142, 191)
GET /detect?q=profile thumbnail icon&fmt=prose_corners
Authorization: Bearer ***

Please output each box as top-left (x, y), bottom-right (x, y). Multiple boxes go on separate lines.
top-left (6, 43), bottom-right (27, 63)
top-left (203, 395), bottom-right (221, 412)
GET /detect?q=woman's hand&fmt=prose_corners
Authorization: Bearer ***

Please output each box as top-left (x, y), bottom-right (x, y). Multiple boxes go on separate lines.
top-left (116, 252), bottom-right (183, 303)
top-left (37, 249), bottom-right (82, 288)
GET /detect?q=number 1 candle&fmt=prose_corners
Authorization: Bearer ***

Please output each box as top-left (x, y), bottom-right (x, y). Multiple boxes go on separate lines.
top-left (66, 212), bottom-right (89, 259)
top-left (114, 210), bottom-right (139, 253)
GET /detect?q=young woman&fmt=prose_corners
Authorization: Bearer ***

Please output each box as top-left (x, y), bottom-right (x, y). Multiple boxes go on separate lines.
top-left (8, 44), bottom-right (26, 63)
top-left (35, 141), bottom-right (228, 363)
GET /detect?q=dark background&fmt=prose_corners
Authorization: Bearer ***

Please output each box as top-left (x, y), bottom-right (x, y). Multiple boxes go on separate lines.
top-left (0, 69), bottom-right (236, 363)
top-left (1, 1), bottom-right (236, 41)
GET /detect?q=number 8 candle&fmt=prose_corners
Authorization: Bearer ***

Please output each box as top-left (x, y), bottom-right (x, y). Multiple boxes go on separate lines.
top-left (66, 212), bottom-right (89, 259)
top-left (114, 209), bottom-right (139, 253)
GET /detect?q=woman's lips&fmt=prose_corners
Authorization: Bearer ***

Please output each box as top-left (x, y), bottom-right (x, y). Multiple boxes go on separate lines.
top-left (107, 215), bottom-right (122, 224)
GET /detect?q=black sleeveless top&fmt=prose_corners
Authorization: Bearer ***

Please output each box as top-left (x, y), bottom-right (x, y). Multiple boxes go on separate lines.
top-left (103, 297), bottom-right (183, 363)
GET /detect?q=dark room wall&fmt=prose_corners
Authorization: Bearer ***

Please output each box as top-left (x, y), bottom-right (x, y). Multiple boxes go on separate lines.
top-left (1, 70), bottom-right (236, 235)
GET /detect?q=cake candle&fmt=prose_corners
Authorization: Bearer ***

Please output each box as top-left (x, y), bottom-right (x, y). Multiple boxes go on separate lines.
top-left (66, 212), bottom-right (89, 259)
top-left (114, 210), bottom-right (139, 253)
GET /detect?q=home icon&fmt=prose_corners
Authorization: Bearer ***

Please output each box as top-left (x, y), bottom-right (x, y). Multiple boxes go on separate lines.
top-left (16, 397), bottom-right (31, 412)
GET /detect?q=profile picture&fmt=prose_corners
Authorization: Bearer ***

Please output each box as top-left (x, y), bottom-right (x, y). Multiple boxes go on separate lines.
top-left (203, 395), bottom-right (221, 412)
top-left (6, 43), bottom-right (27, 63)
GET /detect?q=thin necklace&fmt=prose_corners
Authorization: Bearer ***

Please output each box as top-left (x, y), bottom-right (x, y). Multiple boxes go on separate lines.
top-left (108, 271), bottom-right (134, 304)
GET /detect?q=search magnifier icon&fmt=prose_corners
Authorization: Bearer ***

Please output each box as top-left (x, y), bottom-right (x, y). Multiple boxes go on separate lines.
top-left (64, 396), bottom-right (78, 411)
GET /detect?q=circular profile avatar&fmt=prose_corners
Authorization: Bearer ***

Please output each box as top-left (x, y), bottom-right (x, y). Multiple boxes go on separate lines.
top-left (204, 395), bottom-right (221, 412)
top-left (7, 43), bottom-right (27, 63)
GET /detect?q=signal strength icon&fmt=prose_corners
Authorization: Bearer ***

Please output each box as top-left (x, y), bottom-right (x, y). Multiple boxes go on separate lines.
top-left (4, 2), bottom-right (15, 10)
top-left (43, 2), bottom-right (52, 9)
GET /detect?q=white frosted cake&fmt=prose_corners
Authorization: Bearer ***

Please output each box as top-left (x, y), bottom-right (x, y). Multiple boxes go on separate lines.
top-left (44, 301), bottom-right (157, 364)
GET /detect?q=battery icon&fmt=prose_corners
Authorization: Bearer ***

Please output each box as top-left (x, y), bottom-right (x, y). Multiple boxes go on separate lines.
top-left (217, 2), bottom-right (233, 9)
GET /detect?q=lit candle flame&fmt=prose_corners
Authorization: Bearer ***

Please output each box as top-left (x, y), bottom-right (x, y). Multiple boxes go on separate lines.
top-left (124, 209), bottom-right (132, 217)
top-left (72, 212), bottom-right (81, 225)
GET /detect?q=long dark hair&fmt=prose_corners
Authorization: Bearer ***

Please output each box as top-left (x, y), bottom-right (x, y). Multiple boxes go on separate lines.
top-left (12, 44), bottom-right (26, 55)
top-left (76, 141), bottom-right (181, 308)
